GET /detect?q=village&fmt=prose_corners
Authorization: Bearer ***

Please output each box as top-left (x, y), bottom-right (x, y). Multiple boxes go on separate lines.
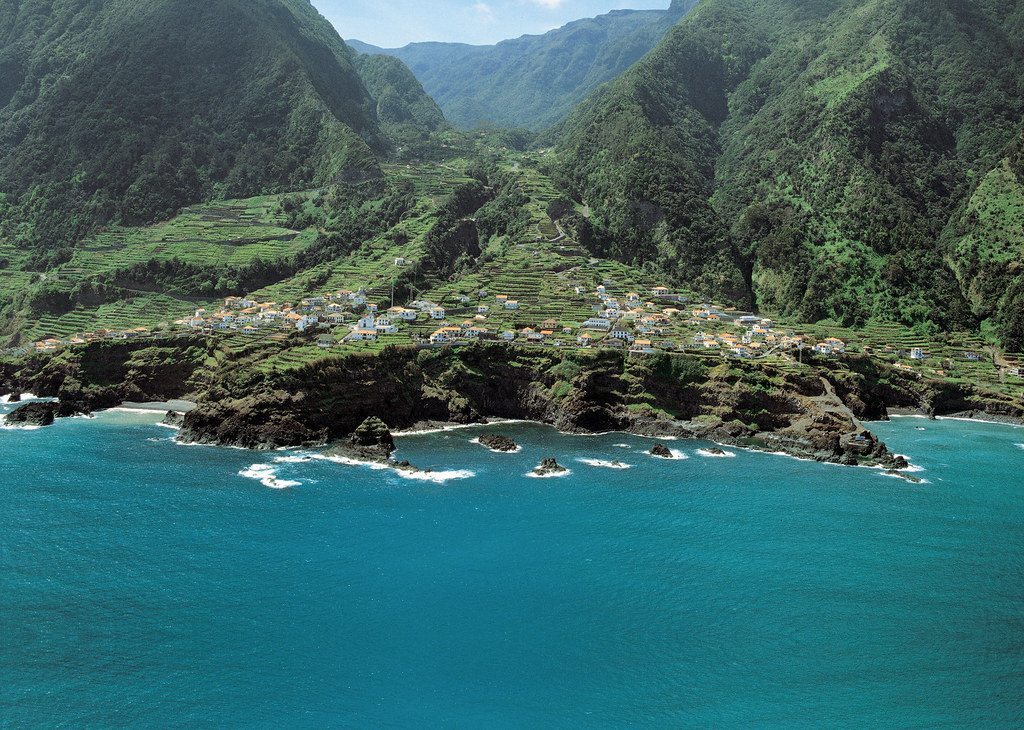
top-left (25, 273), bottom-right (1004, 379)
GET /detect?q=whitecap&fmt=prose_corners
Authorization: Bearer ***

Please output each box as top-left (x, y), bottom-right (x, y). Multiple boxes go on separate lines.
top-left (877, 470), bottom-right (930, 484)
top-left (314, 454), bottom-right (474, 482)
top-left (238, 463), bottom-right (300, 489)
top-left (394, 469), bottom-right (475, 483)
top-left (392, 418), bottom-right (527, 437)
top-left (0, 422), bottom-right (42, 431)
top-left (0, 392), bottom-right (39, 403)
top-left (274, 453), bottom-right (317, 463)
top-left (646, 448), bottom-right (688, 460)
top-left (576, 458), bottom-right (631, 469)
top-left (525, 469), bottom-right (572, 479)
top-left (697, 448), bottom-right (736, 458)
top-left (614, 443), bottom-right (631, 449)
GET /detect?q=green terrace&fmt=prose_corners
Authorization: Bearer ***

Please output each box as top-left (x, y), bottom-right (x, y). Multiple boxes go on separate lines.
top-left (56, 197), bottom-right (315, 280)
top-left (21, 293), bottom-right (198, 342)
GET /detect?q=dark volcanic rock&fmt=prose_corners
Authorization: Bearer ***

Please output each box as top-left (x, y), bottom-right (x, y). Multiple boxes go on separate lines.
top-left (5, 401), bottom-right (57, 427)
top-left (532, 457), bottom-right (567, 476)
top-left (322, 416), bottom-right (412, 468)
top-left (162, 410), bottom-right (185, 428)
top-left (478, 433), bottom-right (518, 452)
top-left (7, 392), bottom-right (21, 403)
top-left (705, 447), bottom-right (726, 455)
top-left (650, 443), bottom-right (673, 458)
top-left (352, 416), bottom-right (395, 451)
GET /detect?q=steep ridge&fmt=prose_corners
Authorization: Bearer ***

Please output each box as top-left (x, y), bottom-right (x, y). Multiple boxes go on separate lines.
top-left (350, 1), bottom-right (698, 131)
top-left (557, 0), bottom-right (1024, 346)
top-left (0, 0), bottom-right (384, 254)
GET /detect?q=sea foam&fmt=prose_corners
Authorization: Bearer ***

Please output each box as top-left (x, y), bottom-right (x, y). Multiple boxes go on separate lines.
top-left (576, 458), bottom-right (631, 469)
top-left (239, 463), bottom-right (300, 489)
top-left (525, 469), bottom-right (572, 479)
top-left (314, 454), bottom-right (474, 483)
top-left (697, 448), bottom-right (736, 458)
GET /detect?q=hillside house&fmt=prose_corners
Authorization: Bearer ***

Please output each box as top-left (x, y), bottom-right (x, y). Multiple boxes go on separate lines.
top-left (505, 300), bottom-right (519, 309)
top-left (349, 329), bottom-right (377, 341)
top-left (910, 348), bottom-right (925, 360)
top-left (431, 307), bottom-right (446, 320)
top-left (582, 317), bottom-right (612, 330)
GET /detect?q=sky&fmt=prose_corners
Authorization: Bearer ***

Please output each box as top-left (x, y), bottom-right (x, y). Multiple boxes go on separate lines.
top-left (311, 0), bottom-right (672, 48)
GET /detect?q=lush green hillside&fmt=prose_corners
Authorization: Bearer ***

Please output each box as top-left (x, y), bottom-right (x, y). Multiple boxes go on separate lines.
top-left (349, 1), bottom-right (698, 131)
top-left (557, 0), bottom-right (1024, 348)
top-left (355, 53), bottom-right (451, 153)
top-left (0, 0), bottom-right (383, 257)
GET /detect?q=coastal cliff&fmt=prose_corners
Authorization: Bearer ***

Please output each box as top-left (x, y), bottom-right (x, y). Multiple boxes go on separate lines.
top-left (5, 340), bottom-right (1023, 466)
top-left (171, 344), bottom-right (923, 465)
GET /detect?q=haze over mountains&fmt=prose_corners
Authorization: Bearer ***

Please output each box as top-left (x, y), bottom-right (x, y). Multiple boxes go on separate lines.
top-left (348, 0), bottom-right (698, 130)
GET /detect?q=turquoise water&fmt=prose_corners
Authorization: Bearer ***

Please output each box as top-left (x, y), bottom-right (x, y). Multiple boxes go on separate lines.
top-left (2, 403), bottom-right (1023, 728)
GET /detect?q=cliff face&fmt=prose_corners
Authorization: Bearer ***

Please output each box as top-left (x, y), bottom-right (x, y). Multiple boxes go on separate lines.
top-left (7, 340), bottom-right (1022, 464)
top-left (173, 344), bottom-right (919, 465)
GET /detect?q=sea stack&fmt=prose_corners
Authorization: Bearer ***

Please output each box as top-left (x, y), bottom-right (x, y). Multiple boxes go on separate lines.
top-left (532, 457), bottom-right (567, 476)
top-left (650, 443), bottom-right (673, 458)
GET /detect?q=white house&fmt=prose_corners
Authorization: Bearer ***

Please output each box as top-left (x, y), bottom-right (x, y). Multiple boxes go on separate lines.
top-left (582, 317), bottom-right (612, 330)
top-left (910, 348), bottom-right (925, 360)
top-left (505, 300), bottom-right (519, 309)
top-left (431, 307), bottom-right (446, 320)
top-left (349, 329), bottom-right (377, 341)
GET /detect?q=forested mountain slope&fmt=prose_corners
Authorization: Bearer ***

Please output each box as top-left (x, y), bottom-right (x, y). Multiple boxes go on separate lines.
top-left (557, 0), bottom-right (1024, 346)
top-left (0, 0), bottom-right (384, 259)
top-left (349, 0), bottom-right (698, 131)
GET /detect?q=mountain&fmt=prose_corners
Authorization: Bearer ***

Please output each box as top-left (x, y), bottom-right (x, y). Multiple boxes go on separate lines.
top-left (355, 53), bottom-right (450, 148)
top-left (0, 0), bottom-right (384, 257)
top-left (349, 0), bottom-right (698, 131)
top-left (557, 0), bottom-right (1024, 346)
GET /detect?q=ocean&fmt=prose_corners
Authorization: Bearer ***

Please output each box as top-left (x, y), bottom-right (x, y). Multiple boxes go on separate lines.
top-left (2, 402), bottom-right (1023, 728)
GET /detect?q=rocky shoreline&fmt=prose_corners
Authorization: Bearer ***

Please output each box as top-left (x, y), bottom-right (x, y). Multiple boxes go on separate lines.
top-left (4, 342), bottom-right (1022, 470)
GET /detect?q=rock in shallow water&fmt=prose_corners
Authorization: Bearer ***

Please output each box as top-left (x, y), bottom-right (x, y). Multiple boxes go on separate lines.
top-left (532, 457), bottom-right (567, 476)
top-left (649, 443), bottom-right (673, 458)
top-left (5, 401), bottom-right (57, 427)
top-left (478, 434), bottom-right (518, 452)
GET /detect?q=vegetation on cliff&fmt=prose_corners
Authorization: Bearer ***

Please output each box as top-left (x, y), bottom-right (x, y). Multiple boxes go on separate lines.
top-left (0, 0), bottom-right (383, 255)
top-left (556, 0), bottom-right (1024, 345)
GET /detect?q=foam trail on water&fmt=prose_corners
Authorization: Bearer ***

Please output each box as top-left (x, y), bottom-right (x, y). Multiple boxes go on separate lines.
top-left (648, 449), bottom-right (689, 460)
top-left (576, 458), bottom-right (631, 469)
top-left (314, 454), bottom-right (474, 483)
top-left (238, 463), bottom-right (300, 489)
top-left (697, 448), bottom-right (736, 458)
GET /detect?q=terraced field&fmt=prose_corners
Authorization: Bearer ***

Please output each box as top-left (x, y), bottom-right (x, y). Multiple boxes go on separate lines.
top-left (58, 198), bottom-right (315, 280)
